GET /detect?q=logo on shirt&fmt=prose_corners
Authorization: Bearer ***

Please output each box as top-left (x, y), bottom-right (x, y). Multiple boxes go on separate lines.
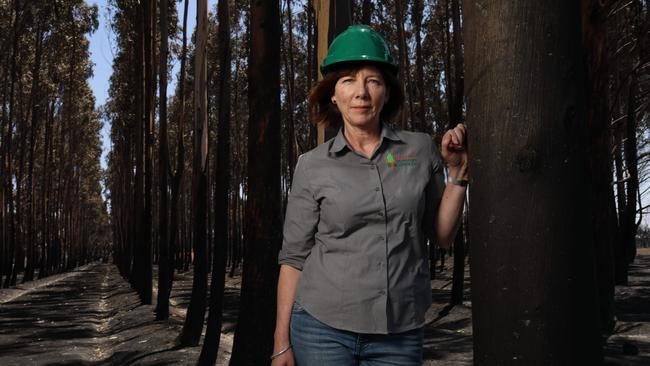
top-left (386, 152), bottom-right (417, 168)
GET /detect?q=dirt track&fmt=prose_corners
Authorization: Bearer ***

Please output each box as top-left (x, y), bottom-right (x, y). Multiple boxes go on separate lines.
top-left (0, 252), bottom-right (648, 365)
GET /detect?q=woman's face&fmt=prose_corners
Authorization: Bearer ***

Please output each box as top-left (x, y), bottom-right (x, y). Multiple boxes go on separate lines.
top-left (331, 65), bottom-right (389, 130)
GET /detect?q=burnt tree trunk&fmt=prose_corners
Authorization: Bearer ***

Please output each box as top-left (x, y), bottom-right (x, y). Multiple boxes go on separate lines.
top-left (581, 0), bottom-right (616, 333)
top-left (464, 1), bottom-right (603, 364)
top-left (306, 0), bottom-right (318, 148)
top-left (229, 0), bottom-right (281, 364)
top-left (199, 0), bottom-right (231, 363)
top-left (38, 99), bottom-right (54, 278)
top-left (361, 0), bottom-right (372, 24)
top-left (169, 0), bottom-right (189, 287)
top-left (179, 0), bottom-right (210, 347)
top-left (24, 26), bottom-right (44, 282)
top-left (412, 0), bottom-right (426, 132)
top-left (395, 0), bottom-right (413, 129)
top-left (622, 78), bottom-right (639, 265)
top-left (132, 0), bottom-right (146, 296)
top-left (285, 0), bottom-right (297, 184)
top-left (155, 0), bottom-right (171, 320)
top-left (141, 0), bottom-right (154, 305)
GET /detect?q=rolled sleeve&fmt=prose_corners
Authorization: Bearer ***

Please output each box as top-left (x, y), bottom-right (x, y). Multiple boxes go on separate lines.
top-left (278, 154), bottom-right (319, 270)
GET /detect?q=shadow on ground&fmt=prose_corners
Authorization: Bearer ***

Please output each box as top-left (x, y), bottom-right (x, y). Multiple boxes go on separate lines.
top-left (0, 265), bottom-right (202, 366)
top-left (604, 253), bottom-right (650, 365)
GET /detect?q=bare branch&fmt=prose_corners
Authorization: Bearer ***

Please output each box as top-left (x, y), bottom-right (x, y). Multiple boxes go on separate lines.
top-left (613, 176), bottom-right (633, 185)
top-left (608, 0), bottom-right (634, 18)
top-left (610, 114), bottom-right (627, 128)
top-left (638, 203), bottom-right (650, 213)
top-left (609, 61), bottom-right (650, 117)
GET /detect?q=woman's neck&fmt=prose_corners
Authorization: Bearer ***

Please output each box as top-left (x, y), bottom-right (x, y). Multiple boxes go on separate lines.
top-left (343, 122), bottom-right (381, 159)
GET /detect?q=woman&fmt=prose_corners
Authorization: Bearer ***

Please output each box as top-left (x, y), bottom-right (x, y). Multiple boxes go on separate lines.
top-left (272, 25), bottom-right (468, 366)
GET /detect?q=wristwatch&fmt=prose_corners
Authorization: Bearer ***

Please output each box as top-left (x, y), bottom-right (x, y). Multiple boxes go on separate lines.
top-left (448, 176), bottom-right (468, 187)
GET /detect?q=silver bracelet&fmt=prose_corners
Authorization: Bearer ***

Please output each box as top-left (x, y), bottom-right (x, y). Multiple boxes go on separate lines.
top-left (270, 344), bottom-right (293, 360)
top-left (448, 176), bottom-right (468, 187)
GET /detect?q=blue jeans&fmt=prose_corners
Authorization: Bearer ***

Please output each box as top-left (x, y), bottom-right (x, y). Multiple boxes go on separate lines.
top-left (290, 302), bottom-right (423, 366)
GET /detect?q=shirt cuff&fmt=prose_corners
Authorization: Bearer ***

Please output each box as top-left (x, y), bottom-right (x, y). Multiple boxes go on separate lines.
top-left (278, 256), bottom-right (305, 271)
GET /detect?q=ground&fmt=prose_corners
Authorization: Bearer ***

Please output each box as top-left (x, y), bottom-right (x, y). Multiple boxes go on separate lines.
top-left (0, 250), bottom-right (648, 365)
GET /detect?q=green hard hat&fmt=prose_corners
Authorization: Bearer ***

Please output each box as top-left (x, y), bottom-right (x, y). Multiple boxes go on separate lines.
top-left (320, 25), bottom-right (398, 76)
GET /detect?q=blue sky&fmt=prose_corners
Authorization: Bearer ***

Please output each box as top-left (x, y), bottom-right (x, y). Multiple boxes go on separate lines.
top-left (87, 0), bottom-right (112, 170)
top-left (87, 0), bottom-right (216, 170)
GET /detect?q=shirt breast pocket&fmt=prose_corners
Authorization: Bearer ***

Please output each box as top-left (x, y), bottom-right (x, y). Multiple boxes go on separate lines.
top-left (387, 165), bottom-right (429, 219)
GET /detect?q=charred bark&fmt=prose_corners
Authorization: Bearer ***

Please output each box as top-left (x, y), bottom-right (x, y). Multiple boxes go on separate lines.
top-left (464, 1), bottom-right (603, 363)
top-left (229, 0), bottom-right (282, 364)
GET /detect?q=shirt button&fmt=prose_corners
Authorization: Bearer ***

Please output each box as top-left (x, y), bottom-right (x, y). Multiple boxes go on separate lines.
top-left (375, 187), bottom-right (380, 191)
top-left (378, 211), bottom-right (384, 217)
top-left (379, 236), bottom-right (385, 241)
top-left (370, 165), bottom-right (376, 170)
top-left (379, 290), bottom-right (386, 295)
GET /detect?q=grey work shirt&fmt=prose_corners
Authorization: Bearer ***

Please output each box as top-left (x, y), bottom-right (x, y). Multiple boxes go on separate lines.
top-left (278, 123), bottom-right (446, 334)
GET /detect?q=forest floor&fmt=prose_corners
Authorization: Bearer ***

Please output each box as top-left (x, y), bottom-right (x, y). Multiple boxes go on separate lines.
top-left (0, 249), bottom-right (648, 365)
top-left (423, 248), bottom-right (650, 366)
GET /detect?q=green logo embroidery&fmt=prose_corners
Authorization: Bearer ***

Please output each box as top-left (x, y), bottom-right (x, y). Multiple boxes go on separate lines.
top-left (386, 153), bottom-right (396, 167)
top-left (386, 152), bottom-right (417, 168)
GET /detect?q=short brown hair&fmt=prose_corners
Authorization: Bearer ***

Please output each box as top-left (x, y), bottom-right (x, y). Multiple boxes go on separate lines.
top-left (308, 62), bottom-right (404, 129)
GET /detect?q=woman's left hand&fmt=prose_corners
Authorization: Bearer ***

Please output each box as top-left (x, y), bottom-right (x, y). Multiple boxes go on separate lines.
top-left (441, 123), bottom-right (468, 174)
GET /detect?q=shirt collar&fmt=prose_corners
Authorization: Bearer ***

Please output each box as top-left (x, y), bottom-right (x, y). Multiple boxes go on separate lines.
top-left (329, 123), bottom-right (402, 154)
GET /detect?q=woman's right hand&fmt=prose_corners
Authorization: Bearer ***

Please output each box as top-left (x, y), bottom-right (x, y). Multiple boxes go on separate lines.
top-left (271, 344), bottom-right (295, 366)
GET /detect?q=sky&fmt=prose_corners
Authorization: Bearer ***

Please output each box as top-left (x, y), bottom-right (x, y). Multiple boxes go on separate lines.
top-left (87, 0), bottom-right (217, 170)
top-left (87, 0), bottom-right (112, 170)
